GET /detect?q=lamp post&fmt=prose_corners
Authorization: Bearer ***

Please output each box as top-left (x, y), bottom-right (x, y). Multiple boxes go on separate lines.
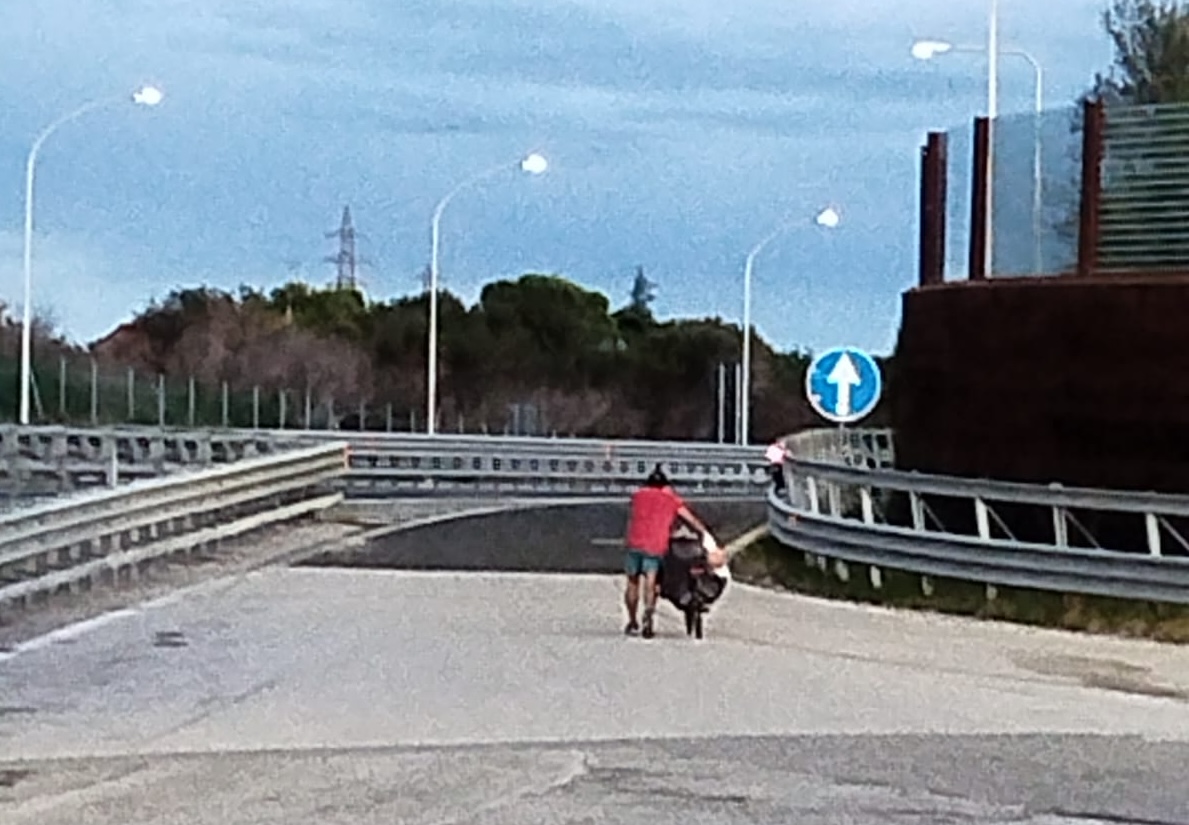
top-left (912, 35), bottom-right (1044, 274)
top-left (988, 0), bottom-right (999, 274)
top-left (738, 206), bottom-right (840, 446)
top-left (426, 151), bottom-right (548, 435)
top-left (18, 85), bottom-right (164, 425)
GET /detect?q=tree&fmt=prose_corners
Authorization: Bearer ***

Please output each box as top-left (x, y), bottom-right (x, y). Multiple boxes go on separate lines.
top-left (267, 282), bottom-right (368, 342)
top-left (1092, 0), bottom-right (1189, 104)
top-left (74, 271), bottom-right (841, 439)
top-left (1090, 2), bottom-right (1189, 269)
top-left (1055, 1), bottom-right (1189, 262)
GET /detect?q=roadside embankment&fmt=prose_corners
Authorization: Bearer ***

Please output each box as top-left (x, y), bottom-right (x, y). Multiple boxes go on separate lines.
top-left (730, 529), bottom-right (1189, 644)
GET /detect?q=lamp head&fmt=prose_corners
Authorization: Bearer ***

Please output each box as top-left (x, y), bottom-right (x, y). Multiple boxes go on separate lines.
top-left (911, 40), bottom-right (953, 61)
top-left (520, 153), bottom-right (548, 175)
top-left (132, 85), bottom-right (164, 106)
top-left (815, 207), bottom-right (841, 229)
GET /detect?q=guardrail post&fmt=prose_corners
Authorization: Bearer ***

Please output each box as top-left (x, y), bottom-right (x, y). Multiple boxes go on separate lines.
top-left (1053, 507), bottom-right (1068, 547)
top-left (974, 498), bottom-right (991, 541)
top-left (806, 476), bottom-right (820, 514)
top-left (278, 390), bottom-right (288, 429)
top-left (252, 387), bottom-right (261, 430)
top-left (188, 376), bottom-right (196, 427)
top-left (107, 450), bottom-right (118, 487)
top-left (157, 374), bottom-right (166, 426)
top-left (909, 491), bottom-right (926, 531)
top-left (860, 486), bottom-right (874, 525)
top-left (1050, 483), bottom-right (1068, 548)
top-left (1146, 512), bottom-right (1162, 557)
top-left (126, 367), bottom-right (135, 421)
top-left (221, 382), bottom-right (230, 428)
top-left (827, 482), bottom-right (841, 517)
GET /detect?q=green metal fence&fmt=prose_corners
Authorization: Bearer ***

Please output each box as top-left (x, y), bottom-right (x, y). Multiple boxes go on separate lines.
top-left (1099, 101), bottom-right (1189, 271)
top-left (0, 353), bottom-right (418, 431)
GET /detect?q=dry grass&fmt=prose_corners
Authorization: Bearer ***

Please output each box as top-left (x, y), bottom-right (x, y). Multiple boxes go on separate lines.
top-left (732, 535), bottom-right (1189, 645)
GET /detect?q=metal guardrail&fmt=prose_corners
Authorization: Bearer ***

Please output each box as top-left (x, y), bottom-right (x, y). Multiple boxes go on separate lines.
top-left (771, 428), bottom-right (1189, 605)
top-left (333, 432), bottom-right (768, 495)
top-left (0, 442), bottom-right (348, 613)
top-left (0, 425), bottom-right (773, 498)
top-left (0, 424), bottom-right (303, 496)
top-left (783, 427), bottom-right (894, 468)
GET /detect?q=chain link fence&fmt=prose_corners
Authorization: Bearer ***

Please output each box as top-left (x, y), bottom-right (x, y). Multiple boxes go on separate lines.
top-left (0, 353), bottom-right (553, 435)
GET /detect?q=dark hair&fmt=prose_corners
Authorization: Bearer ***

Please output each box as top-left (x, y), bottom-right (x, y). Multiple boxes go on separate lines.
top-left (645, 464), bottom-right (669, 487)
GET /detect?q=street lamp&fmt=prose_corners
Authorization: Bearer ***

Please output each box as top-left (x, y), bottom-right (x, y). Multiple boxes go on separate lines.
top-left (738, 206), bottom-right (841, 446)
top-left (425, 151), bottom-right (548, 435)
top-left (912, 0), bottom-right (999, 273)
top-left (18, 84), bottom-right (164, 425)
top-left (912, 35), bottom-right (1045, 274)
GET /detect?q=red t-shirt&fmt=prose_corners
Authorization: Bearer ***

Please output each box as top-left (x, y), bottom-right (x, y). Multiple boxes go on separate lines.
top-left (626, 486), bottom-right (684, 556)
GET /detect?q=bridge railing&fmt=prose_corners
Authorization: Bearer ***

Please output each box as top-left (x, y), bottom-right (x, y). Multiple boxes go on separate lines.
top-left (335, 431), bottom-right (767, 496)
top-left (1, 425), bottom-right (771, 498)
top-left (784, 427), bottom-right (894, 468)
top-left (0, 442), bottom-right (347, 614)
top-left (770, 428), bottom-right (1189, 605)
top-left (0, 424), bottom-right (309, 497)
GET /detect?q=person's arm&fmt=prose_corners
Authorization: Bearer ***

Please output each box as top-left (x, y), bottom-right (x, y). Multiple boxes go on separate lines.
top-left (675, 502), bottom-right (711, 538)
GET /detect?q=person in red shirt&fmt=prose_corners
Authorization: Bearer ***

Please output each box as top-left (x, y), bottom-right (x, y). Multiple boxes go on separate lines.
top-left (623, 465), bottom-right (713, 639)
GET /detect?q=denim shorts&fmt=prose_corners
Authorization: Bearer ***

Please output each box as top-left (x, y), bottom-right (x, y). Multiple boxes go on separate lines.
top-left (624, 548), bottom-right (662, 576)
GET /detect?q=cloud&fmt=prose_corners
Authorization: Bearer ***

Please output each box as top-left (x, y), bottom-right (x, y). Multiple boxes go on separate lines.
top-left (0, 0), bottom-right (1122, 357)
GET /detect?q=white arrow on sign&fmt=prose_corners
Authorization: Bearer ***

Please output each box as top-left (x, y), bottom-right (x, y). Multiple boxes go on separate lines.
top-left (826, 352), bottom-right (861, 418)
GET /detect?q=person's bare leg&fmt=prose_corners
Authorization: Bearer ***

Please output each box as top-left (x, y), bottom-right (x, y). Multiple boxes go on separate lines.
top-left (641, 569), bottom-right (659, 638)
top-left (624, 574), bottom-right (640, 632)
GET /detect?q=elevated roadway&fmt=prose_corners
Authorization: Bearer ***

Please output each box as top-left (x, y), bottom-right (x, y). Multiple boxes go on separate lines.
top-left (3, 507), bottom-right (1189, 823)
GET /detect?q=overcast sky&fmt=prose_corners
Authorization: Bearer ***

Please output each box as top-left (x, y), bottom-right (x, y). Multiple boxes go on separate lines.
top-left (0, 0), bottom-right (1113, 354)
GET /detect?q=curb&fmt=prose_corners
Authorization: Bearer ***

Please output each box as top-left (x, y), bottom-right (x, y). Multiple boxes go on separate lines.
top-left (724, 524), bottom-right (770, 559)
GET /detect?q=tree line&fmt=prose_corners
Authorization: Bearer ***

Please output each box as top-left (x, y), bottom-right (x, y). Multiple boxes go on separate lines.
top-left (75, 269), bottom-right (888, 441)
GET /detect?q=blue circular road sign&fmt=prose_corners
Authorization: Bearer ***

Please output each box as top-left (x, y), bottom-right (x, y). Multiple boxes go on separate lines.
top-left (805, 346), bottom-right (882, 425)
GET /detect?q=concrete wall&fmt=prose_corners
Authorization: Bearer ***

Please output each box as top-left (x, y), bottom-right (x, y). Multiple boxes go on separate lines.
top-left (892, 273), bottom-right (1189, 494)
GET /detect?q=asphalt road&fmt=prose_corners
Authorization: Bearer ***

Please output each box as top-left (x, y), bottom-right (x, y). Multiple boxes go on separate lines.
top-left (302, 500), bottom-right (767, 572)
top-left (4, 509), bottom-right (1189, 822)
